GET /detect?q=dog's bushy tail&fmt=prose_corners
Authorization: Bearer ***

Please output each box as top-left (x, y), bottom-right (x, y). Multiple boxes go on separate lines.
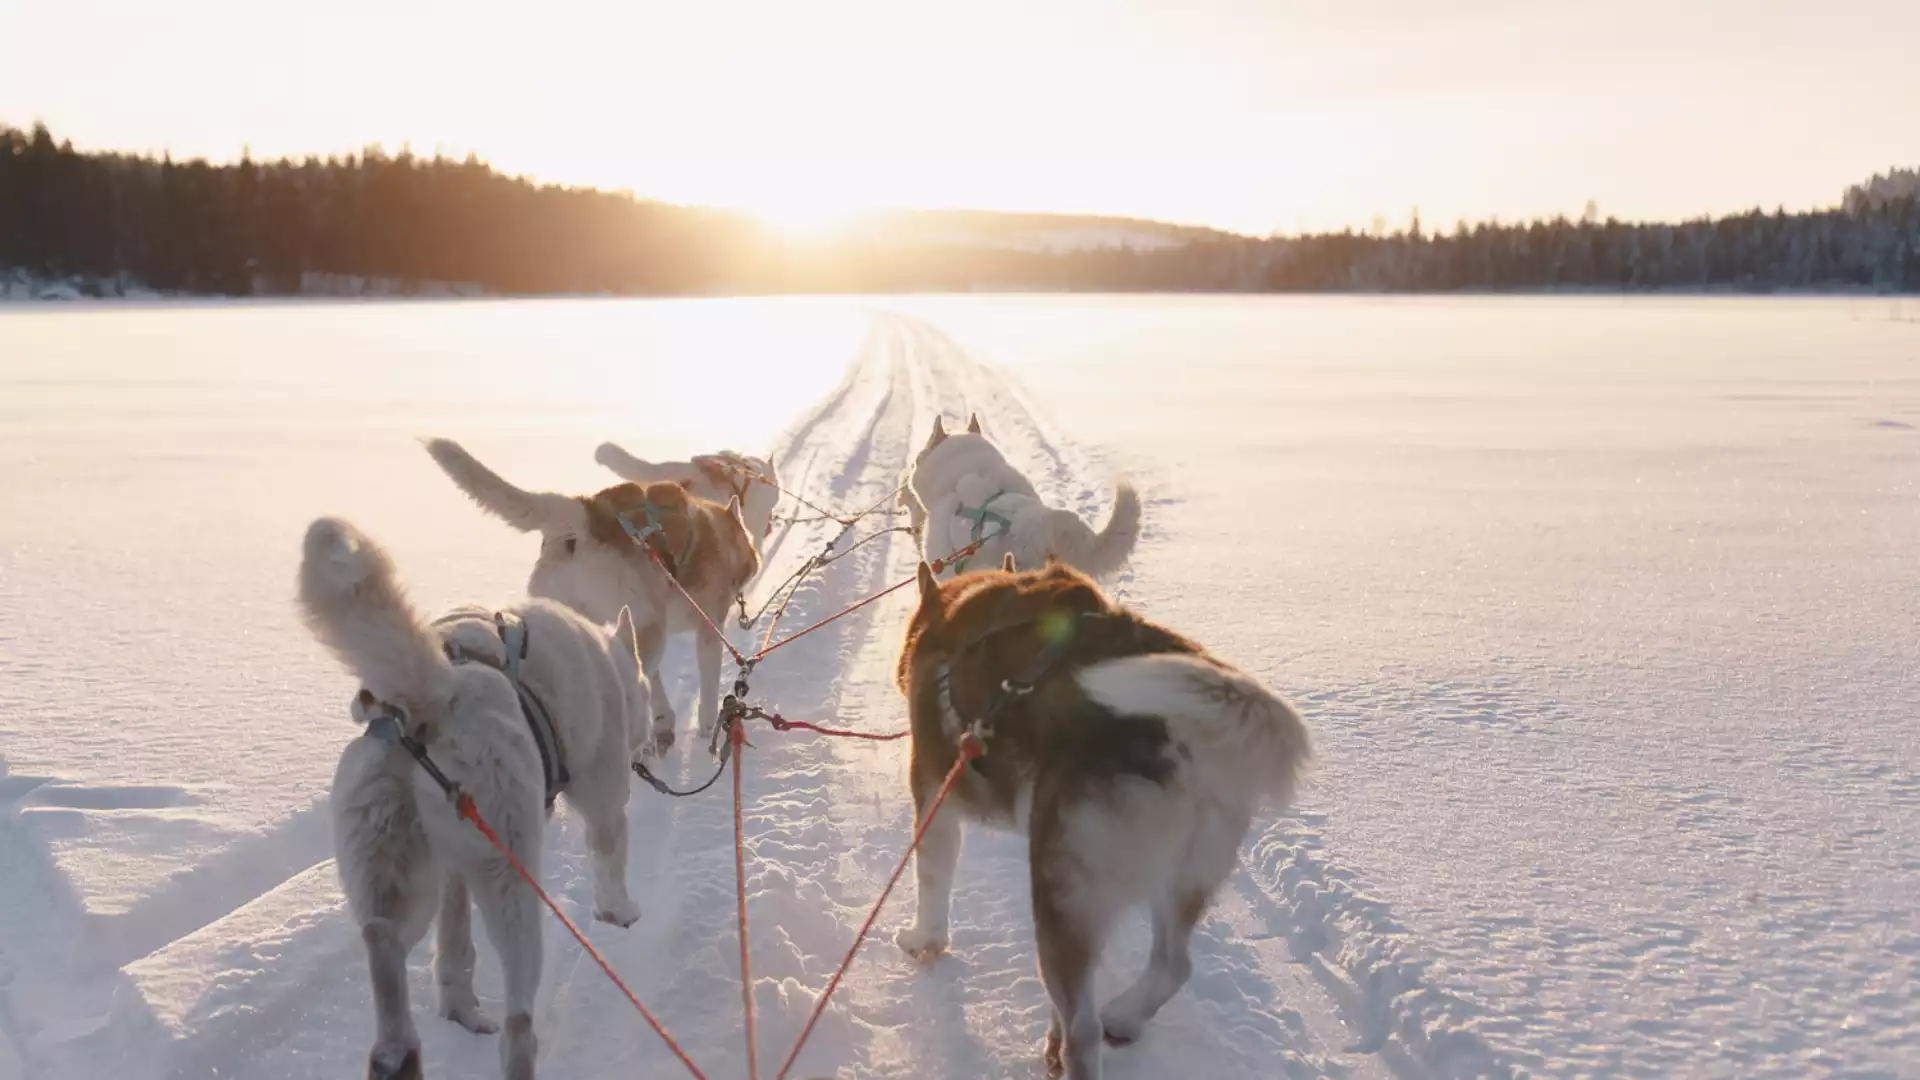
top-left (425, 437), bottom-right (584, 536)
top-left (297, 517), bottom-right (452, 730)
top-left (594, 442), bottom-right (655, 484)
top-left (1077, 480), bottom-right (1142, 580)
top-left (1078, 653), bottom-right (1309, 808)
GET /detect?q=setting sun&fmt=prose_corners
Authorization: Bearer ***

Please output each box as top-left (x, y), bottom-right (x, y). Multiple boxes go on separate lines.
top-left (747, 197), bottom-right (867, 241)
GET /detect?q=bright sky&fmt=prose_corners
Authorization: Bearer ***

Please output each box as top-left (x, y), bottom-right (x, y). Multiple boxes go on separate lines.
top-left (3, 0), bottom-right (1916, 235)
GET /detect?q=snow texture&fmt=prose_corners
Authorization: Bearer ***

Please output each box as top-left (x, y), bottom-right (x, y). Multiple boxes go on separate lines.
top-left (1, 295), bottom-right (1916, 1079)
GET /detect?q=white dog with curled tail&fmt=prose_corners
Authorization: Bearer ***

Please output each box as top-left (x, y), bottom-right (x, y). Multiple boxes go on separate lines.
top-left (903, 413), bottom-right (1141, 580)
top-left (299, 516), bottom-right (651, 1080)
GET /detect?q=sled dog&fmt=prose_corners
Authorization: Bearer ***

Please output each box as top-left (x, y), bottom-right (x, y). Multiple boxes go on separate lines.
top-left (595, 443), bottom-right (781, 551)
top-left (894, 556), bottom-right (1309, 1079)
top-left (425, 438), bottom-right (760, 752)
top-left (904, 414), bottom-right (1140, 581)
top-left (299, 517), bottom-right (651, 1080)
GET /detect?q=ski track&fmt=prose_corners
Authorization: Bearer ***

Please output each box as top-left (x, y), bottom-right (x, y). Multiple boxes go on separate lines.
top-left (0, 311), bottom-right (1530, 1080)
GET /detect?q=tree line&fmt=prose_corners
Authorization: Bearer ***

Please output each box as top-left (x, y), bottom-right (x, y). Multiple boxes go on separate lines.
top-left (3, 121), bottom-right (1917, 296)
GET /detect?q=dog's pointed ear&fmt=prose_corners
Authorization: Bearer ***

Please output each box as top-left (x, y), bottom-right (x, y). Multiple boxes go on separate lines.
top-left (1002, 552), bottom-right (1017, 572)
top-left (693, 454), bottom-right (732, 486)
top-left (916, 561), bottom-right (942, 608)
top-left (924, 418), bottom-right (947, 452)
top-left (967, 413), bottom-right (982, 435)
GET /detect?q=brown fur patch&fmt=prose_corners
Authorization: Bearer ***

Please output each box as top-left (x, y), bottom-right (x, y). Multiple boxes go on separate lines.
top-left (581, 480), bottom-right (757, 595)
top-left (898, 562), bottom-right (1210, 822)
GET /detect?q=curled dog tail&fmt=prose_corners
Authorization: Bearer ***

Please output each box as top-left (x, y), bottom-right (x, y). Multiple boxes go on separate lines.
top-left (297, 517), bottom-right (452, 733)
top-left (425, 437), bottom-right (585, 537)
top-left (594, 441), bottom-right (658, 484)
top-left (1075, 479), bottom-right (1142, 580)
top-left (1078, 653), bottom-right (1309, 808)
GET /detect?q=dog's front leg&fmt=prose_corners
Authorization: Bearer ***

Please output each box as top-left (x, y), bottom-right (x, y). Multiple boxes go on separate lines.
top-left (895, 774), bottom-right (962, 962)
top-left (582, 796), bottom-right (641, 927)
top-left (637, 626), bottom-right (675, 754)
top-left (694, 624), bottom-right (723, 739)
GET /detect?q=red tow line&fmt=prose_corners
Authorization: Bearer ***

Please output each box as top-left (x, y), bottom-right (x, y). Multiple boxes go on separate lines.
top-left (774, 733), bottom-right (985, 1079)
top-left (454, 793), bottom-right (711, 1080)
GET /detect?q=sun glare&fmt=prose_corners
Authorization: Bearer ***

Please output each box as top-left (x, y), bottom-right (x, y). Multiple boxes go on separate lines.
top-left (749, 197), bottom-right (868, 241)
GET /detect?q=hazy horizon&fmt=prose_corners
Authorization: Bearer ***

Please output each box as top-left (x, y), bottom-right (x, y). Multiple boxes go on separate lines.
top-left (4, 0), bottom-right (1917, 236)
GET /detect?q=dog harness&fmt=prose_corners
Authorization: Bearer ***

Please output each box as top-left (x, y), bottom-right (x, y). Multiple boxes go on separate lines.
top-left (933, 606), bottom-right (1107, 764)
top-left (950, 491), bottom-right (1011, 575)
top-left (434, 611), bottom-right (571, 810)
top-left (616, 499), bottom-right (699, 579)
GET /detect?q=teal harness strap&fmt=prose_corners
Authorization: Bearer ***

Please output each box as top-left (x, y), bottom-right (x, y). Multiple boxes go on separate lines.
top-left (617, 498), bottom-right (699, 578)
top-left (951, 491), bottom-right (1011, 575)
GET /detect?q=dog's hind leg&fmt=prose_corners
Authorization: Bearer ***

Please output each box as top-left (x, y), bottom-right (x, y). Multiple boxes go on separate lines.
top-left (693, 620), bottom-right (724, 739)
top-left (895, 772), bottom-right (963, 962)
top-left (1101, 806), bottom-right (1243, 1045)
top-left (363, 916), bottom-right (424, 1080)
top-left (1098, 887), bottom-right (1206, 1046)
top-left (1033, 883), bottom-right (1112, 1080)
top-left (1031, 810), bottom-right (1122, 1080)
top-left (475, 875), bottom-right (544, 1080)
top-left (435, 871), bottom-right (497, 1034)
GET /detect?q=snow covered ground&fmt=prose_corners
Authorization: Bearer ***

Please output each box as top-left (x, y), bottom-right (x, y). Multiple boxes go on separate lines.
top-left (1, 296), bottom-right (1916, 1079)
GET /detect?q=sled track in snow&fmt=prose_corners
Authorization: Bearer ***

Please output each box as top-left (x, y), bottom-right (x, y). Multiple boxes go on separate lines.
top-left (1, 309), bottom-right (1529, 1080)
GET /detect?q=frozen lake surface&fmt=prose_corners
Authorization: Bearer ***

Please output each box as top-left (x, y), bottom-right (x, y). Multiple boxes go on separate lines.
top-left (1, 295), bottom-right (1915, 1078)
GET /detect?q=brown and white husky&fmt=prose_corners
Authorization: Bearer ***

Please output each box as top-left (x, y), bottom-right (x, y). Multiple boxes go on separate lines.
top-left (425, 438), bottom-right (761, 754)
top-left (594, 443), bottom-right (781, 553)
top-left (894, 556), bottom-right (1310, 1079)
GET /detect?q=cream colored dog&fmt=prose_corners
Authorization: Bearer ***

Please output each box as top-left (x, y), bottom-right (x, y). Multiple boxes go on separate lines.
top-left (300, 517), bottom-right (650, 1080)
top-left (426, 439), bottom-right (761, 752)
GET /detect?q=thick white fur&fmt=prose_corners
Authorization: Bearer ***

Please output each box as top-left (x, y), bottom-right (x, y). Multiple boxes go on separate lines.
top-left (594, 443), bottom-right (780, 550)
top-left (1076, 653), bottom-right (1308, 810)
top-left (424, 439), bottom-right (587, 539)
top-left (907, 421), bottom-right (1140, 581)
top-left (300, 517), bottom-right (650, 1080)
top-left (425, 437), bottom-right (752, 746)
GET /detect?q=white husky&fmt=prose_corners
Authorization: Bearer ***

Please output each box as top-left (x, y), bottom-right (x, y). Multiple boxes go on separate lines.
top-left (299, 517), bottom-right (651, 1080)
top-left (906, 414), bottom-right (1141, 581)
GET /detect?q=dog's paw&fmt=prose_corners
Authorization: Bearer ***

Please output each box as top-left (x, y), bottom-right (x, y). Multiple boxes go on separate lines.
top-left (369, 1044), bottom-right (423, 1080)
top-left (652, 721), bottom-right (676, 755)
top-left (1043, 1028), bottom-right (1065, 1077)
top-left (442, 1003), bottom-right (498, 1035)
top-left (595, 900), bottom-right (641, 928)
top-left (895, 924), bottom-right (949, 963)
top-left (1100, 1007), bottom-right (1145, 1047)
